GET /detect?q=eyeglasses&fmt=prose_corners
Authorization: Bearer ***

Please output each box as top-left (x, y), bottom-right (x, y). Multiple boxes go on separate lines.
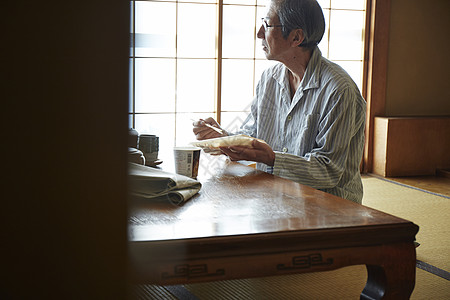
top-left (261, 18), bottom-right (283, 31)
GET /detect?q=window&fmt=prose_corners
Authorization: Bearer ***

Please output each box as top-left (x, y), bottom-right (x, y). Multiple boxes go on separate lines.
top-left (129, 0), bottom-right (367, 163)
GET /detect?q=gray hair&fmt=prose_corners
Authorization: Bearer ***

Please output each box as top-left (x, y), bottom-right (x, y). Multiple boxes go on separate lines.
top-left (272, 0), bottom-right (325, 49)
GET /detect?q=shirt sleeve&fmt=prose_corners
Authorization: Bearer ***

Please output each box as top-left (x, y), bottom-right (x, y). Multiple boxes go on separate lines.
top-left (272, 86), bottom-right (362, 190)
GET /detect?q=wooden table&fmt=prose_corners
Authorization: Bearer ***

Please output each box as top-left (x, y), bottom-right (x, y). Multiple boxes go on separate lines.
top-left (129, 156), bottom-right (419, 299)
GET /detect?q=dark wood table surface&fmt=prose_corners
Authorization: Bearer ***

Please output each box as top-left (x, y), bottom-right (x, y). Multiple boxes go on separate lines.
top-left (129, 156), bottom-right (419, 299)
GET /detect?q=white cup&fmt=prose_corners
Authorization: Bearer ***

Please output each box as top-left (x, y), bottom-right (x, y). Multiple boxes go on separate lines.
top-left (173, 147), bottom-right (201, 178)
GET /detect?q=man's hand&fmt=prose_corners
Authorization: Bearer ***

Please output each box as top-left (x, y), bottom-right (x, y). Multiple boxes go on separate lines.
top-left (192, 117), bottom-right (227, 140)
top-left (220, 139), bottom-right (275, 166)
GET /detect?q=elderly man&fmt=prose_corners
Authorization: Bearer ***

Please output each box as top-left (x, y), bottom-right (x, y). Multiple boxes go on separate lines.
top-left (193, 0), bottom-right (366, 203)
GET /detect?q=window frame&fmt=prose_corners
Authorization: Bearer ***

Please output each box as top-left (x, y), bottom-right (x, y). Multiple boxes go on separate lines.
top-left (130, 0), bottom-right (374, 166)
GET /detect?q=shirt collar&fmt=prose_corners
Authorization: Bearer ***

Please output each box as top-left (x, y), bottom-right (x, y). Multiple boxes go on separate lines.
top-left (300, 46), bottom-right (321, 91)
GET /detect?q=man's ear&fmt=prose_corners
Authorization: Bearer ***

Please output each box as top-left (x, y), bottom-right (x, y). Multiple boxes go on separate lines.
top-left (291, 29), bottom-right (305, 47)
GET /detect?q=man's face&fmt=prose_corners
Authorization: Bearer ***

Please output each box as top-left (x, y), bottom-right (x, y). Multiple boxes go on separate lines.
top-left (257, 6), bottom-right (291, 62)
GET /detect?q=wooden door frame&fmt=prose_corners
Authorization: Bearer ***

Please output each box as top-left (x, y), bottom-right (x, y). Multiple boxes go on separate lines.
top-left (362, 0), bottom-right (391, 173)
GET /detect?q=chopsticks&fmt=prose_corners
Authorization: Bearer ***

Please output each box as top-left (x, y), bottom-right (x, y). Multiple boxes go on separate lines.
top-left (192, 119), bottom-right (224, 134)
top-left (204, 123), bottom-right (224, 134)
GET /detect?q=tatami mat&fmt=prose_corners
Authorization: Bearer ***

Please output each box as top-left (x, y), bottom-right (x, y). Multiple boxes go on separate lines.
top-left (134, 266), bottom-right (450, 299)
top-left (184, 265), bottom-right (367, 299)
top-left (362, 176), bottom-right (450, 272)
top-left (132, 284), bottom-right (177, 299)
top-left (413, 268), bottom-right (450, 299)
top-left (133, 176), bottom-right (450, 299)
top-left (183, 266), bottom-right (450, 299)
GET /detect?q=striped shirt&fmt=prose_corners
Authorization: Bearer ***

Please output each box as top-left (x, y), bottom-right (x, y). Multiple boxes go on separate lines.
top-left (238, 47), bottom-right (366, 203)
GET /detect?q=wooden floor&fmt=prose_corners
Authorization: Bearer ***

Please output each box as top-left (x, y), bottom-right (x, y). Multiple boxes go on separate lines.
top-left (376, 172), bottom-right (450, 197)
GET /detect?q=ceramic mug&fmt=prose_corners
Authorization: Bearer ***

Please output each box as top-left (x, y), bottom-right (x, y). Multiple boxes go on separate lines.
top-left (138, 134), bottom-right (159, 163)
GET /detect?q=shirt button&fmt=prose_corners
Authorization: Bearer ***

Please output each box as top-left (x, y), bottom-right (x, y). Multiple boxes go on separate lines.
top-left (282, 147), bottom-right (288, 153)
top-left (287, 115), bottom-right (292, 121)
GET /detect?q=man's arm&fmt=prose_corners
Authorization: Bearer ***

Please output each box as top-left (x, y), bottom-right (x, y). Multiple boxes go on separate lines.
top-left (219, 86), bottom-right (364, 192)
top-left (272, 87), bottom-right (365, 190)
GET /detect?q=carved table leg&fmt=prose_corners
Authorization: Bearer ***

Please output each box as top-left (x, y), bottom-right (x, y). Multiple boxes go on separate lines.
top-left (360, 243), bottom-right (416, 300)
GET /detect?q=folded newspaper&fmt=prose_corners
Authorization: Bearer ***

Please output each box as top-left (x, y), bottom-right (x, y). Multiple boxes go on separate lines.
top-left (128, 163), bottom-right (201, 205)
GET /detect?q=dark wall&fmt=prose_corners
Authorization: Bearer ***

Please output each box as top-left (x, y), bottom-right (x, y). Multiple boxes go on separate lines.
top-left (2, 1), bottom-right (130, 299)
top-left (386, 0), bottom-right (450, 116)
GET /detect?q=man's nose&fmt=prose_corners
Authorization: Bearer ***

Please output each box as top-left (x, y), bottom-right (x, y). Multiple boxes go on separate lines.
top-left (257, 24), bottom-right (265, 39)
